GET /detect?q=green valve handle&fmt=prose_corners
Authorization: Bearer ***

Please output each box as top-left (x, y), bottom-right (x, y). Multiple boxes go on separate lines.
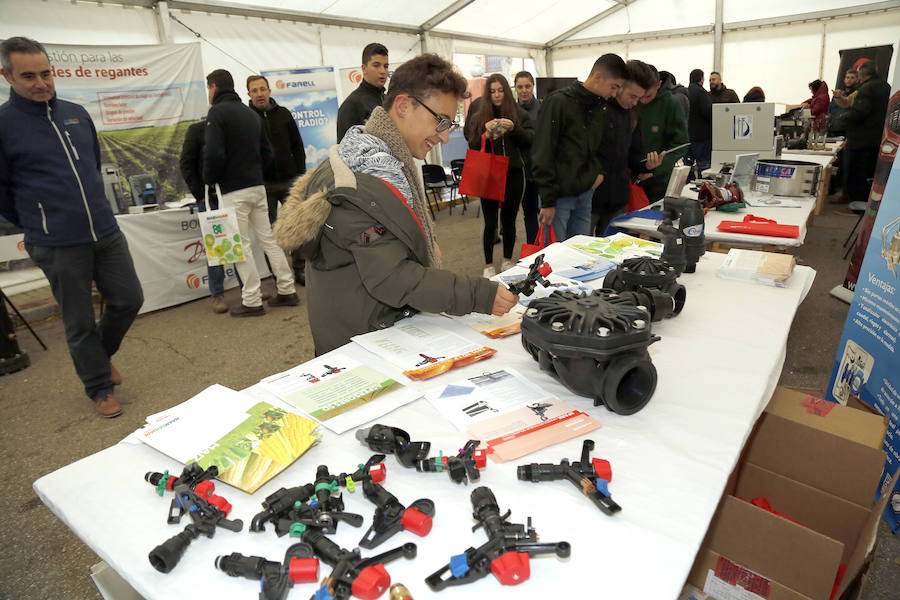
top-left (345, 476), bottom-right (355, 492)
top-left (155, 470), bottom-right (169, 497)
top-left (289, 522), bottom-right (307, 537)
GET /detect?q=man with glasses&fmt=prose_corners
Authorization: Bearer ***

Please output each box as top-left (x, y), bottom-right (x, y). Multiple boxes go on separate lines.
top-left (273, 54), bottom-right (518, 355)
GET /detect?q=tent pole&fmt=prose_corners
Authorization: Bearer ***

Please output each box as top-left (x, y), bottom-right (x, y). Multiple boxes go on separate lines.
top-left (713, 0), bottom-right (723, 73)
top-left (155, 0), bottom-right (174, 44)
top-left (818, 22), bottom-right (827, 81)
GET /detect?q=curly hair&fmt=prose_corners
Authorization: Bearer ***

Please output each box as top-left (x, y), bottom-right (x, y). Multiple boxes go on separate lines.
top-left (384, 53), bottom-right (468, 111)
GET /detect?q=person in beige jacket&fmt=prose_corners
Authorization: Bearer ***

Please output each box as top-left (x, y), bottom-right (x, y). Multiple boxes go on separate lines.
top-left (274, 54), bottom-right (517, 355)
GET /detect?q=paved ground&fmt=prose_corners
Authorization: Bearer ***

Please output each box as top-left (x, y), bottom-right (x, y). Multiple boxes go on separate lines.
top-left (0, 197), bottom-right (897, 599)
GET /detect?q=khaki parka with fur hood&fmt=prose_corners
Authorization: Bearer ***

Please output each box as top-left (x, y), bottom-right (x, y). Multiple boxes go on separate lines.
top-left (274, 146), bottom-right (498, 355)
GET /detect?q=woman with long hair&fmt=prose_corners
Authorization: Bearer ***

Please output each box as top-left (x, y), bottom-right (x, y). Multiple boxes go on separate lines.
top-left (463, 73), bottom-right (534, 277)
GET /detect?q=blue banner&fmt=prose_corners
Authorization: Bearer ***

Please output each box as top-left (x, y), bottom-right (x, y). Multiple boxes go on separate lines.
top-left (826, 154), bottom-right (900, 532)
top-left (262, 66), bottom-right (339, 171)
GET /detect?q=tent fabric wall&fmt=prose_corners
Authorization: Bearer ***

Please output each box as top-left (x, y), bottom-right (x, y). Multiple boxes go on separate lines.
top-left (723, 0), bottom-right (885, 23)
top-left (0, 1), bottom-right (159, 45)
top-left (571, 0), bottom-right (715, 40)
top-left (822, 12), bottom-right (900, 87)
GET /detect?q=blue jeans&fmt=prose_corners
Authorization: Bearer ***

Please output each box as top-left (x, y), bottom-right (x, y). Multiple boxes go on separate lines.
top-left (686, 140), bottom-right (711, 178)
top-left (26, 230), bottom-right (144, 399)
top-left (197, 200), bottom-right (225, 296)
top-left (551, 189), bottom-right (593, 241)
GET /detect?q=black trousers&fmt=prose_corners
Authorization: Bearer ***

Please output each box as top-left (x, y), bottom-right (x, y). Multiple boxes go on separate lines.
top-left (26, 231), bottom-right (143, 399)
top-left (521, 177), bottom-right (540, 245)
top-left (481, 166), bottom-right (525, 264)
top-left (843, 147), bottom-right (878, 204)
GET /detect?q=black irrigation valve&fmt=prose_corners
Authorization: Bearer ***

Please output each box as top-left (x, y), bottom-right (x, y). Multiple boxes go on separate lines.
top-left (356, 425), bottom-right (430, 468)
top-left (216, 542), bottom-right (320, 600)
top-left (521, 290), bottom-right (660, 415)
top-left (517, 439), bottom-right (621, 516)
top-left (144, 463), bottom-right (219, 497)
top-left (250, 455), bottom-right (386, 536)
top-left (425, 486), bottom-right (569, 591)
top-left (506, 253), bottom-right (552, 297)
top-left (359, 479), bottom-right (435, 549)
top-left (356, 425), bottom-right (486, 484)
top-left (601, 257), bottom-right (686, 321)
top-left (302, 529), bottom-right (417, 600)
top-left (415, 439), bottom-right (487, 485)
top-left (148, 482), bottom-right (243, 574)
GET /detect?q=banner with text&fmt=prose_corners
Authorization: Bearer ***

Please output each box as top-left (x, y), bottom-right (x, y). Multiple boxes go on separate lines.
top-left (262, 67), bottom-right (339, 171)
top-left (0, 42), bottom-right (206, 203)
top-left (827, 152), bottom-right (900, 532)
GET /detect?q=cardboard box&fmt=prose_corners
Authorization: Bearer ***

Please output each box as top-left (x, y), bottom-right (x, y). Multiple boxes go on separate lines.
top-left (716, 249), bottom-right (796, 287)
top-left (688, 386), bottom-right (897, 600)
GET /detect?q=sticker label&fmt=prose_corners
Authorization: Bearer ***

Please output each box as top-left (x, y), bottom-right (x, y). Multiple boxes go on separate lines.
top-left (801, 394), bottom-right (836, 416)
top-left (734, 114), bottom-right (753, 139)
top-left (756, 163), bottom-right (795, 179)
top-left (702, 557), bottom-right (771, 600)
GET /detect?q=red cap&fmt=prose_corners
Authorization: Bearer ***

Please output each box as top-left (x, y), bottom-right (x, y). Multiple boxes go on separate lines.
top-left (165, 476), bottom-right (177, 491)
top-left (193, 480), bottom-right (215, 499)
top-left (206, 494), bottom-right (232, 517)
top-left (538, 263), bottom-right (552, 277)
top-left (288, 557), bottom-right (319, 583)
top-left (369, 463), bottom-right (386, 484)
top-left (490, 551), bottom-right (530, 586)
top-left (401, 507), bottom-right (433, 537)
top-left (473, 449), bottom-right (487, 469)
top-left (352, 564), bottom-right (390, 600)
top-left (592, 458), bottom-right (612, 482)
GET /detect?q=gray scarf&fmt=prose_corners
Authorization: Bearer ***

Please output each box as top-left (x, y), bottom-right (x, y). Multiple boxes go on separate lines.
top-left (337, 107), bottom-right (439, 268)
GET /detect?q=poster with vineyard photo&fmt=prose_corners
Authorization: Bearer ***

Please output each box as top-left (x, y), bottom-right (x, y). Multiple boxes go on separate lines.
top-left (1, 42), bottom-right (208, 206)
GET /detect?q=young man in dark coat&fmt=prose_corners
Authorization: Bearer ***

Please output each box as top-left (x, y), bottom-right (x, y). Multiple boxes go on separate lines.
top-left (686, 68), bottom-right (713, 175)
top-left (336, 43), bottom-right (388, 142)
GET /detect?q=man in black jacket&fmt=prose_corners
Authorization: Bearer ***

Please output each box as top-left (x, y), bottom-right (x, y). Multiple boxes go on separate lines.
top-left (708, 72), bottom-right (739, 103)
top-left (247, 74), bottom-right (307, 282)
top-left (532, 53), bottom-right (628, 241)
top-left (336, 43), bottom-right (388, 142)
top-left (179, 119), bottom-right (228, 313)
top-left (686, 68), bottom-right (712, 176)
top-left (591, 60), bottom-right (663, 236)
top-left (842, 61), bottom-right (891, 211)
top-left (203, 69), bottom-right (298, 316)
top-left (514, 70), bottom-right (541, 245)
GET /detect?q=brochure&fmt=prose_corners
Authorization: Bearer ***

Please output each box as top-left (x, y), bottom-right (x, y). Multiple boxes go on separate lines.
top-left (259, 354), bottom-right (420, 434)
top-left (424, 368), bottom-right (555, 431)
top-left (467, 398), bottom-right (601, 463)
top-left (138, 384), bottom-right (320, 493)
top-left (451, 305), bottom-right (527, 338)
top-left (564, 232), bottom-right (663, 262)
top-left (352, 322), bottom-right (496, 381)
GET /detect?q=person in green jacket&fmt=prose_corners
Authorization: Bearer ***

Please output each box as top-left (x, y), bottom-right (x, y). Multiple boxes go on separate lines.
top-left (635, 65), bottom-right (689, 203)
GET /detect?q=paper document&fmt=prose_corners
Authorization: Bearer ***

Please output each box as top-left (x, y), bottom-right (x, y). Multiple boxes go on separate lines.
top-left (518, 242), bottom-right (616, 281)
top-left (260, 354), bottom-right (420, 434)
top-left (742, 193), bottom-right (803, 208)
top-left (495, 268), bottom-right (593, 306)
top-left (467, 398), bottom-right (601, 462)
top-left (138, 384), bottom-right (320, 493)
top-left (564, 233), bottom-right (663, 262)
top-left (352, 322), bottom-right (496, 380)
top-left (451, 304), bottom-right (527, 338)
top-left (424, 368), bottom-right (555, 431)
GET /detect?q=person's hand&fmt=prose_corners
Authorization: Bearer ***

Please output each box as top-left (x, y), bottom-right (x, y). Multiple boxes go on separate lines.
top-left (645, 150), bottom-right (664, 170)
top-left (834, 89), bottom-right (845, 98)
top-left (800, 102), bottom-right (809, 109)
top-left (498, 118), bottom-right (514, 131)
top-left (591, 173), bottom-right (605, 190)
top-left (636, 173), bottom-right (653, 182)
top-left (539, 207), bottom-right (555, 224)
top-left (491, 285), bottom-right (518, 316)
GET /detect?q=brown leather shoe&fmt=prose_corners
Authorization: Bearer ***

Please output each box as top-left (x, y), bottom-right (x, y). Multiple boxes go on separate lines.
top-left (110, 363), bottom-right (123, 386)
top-left (268, 292), bottom-right (300, 307)
top-left (211, 295), bottom-right (228, 314)
top-left (231, 303), bottom-right (266, 318)
top-left (93, 394), bottom-right (122, 418)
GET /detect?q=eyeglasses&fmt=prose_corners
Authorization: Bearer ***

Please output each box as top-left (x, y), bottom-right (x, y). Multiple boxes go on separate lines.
top-left (410, 95), bottom-right (459, 133)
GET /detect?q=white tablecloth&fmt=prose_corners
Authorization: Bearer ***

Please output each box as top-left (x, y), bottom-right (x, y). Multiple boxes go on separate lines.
top-left (34, 251), bottom-right (816, 600)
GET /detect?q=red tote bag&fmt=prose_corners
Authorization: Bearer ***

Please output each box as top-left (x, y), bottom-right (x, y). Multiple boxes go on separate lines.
top-left (459, 134), bottom-right (509, 202)
top-left (520, 223), bottom-right (557, 259)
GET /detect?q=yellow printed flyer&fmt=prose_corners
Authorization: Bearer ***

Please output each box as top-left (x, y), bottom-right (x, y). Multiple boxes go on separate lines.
top-left (138, 384), bottom-right (320, 493)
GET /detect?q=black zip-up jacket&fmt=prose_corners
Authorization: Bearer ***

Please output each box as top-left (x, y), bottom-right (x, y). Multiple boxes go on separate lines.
top-left (464, 97), bottom-right (534, 170)
top-left (336, 79), bottom-right (385, 142)
top-left (203, 88), bottom-right (272, 194)
top-left (687, 82), bottom-right (712, 142)
top-left (593, 100), bottom-right (651, 213)
top-left (843, 77), bottom-right (892, 149)
top-left (179, 119), bottom-right (217, 208)
top-left (249, 98), bottom-right (306, 183)
top-left (531, 81), bottom-right (608, 208)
